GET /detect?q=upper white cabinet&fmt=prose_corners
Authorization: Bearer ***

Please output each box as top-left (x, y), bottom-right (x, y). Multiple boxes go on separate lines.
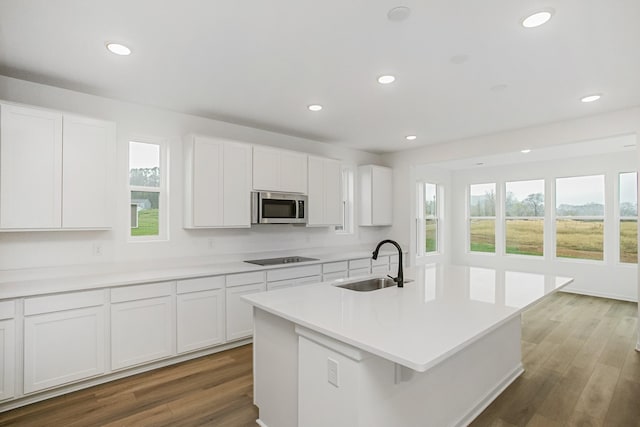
top-left (62, 114), bottom-right (116, 228)
top-left (253, 146), bottom-right (307, 194)
top-left (307, 156), bottom-right (341, 226)
top-left (358, 165), bottom-right (392, 226)
top-left (0, 103), bottom-right (63, 229)
top-left (0, 102), bottom-right (115, 230)
top-left (183, 135), bottom-right (252, 228)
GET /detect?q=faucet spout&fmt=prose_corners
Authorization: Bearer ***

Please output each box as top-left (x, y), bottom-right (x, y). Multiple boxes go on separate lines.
top-left (372, 239), bottom-right (404, 288)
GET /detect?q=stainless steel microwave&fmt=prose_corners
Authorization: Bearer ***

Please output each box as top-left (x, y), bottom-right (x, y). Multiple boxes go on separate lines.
top-left (251, 192), bottom-right (307, 224)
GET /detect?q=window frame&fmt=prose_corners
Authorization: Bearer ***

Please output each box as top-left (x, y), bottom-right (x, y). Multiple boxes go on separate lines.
top-left (468, 182), bottom-right (497, 254)
top-left (128, 137), bottom-right (169, 242)
top-left (554, 174), bottom-right (605, 263)
top-left (416, 181), bottom-right (441, 256)
top-left (504, 179), bottom-right (545, 257)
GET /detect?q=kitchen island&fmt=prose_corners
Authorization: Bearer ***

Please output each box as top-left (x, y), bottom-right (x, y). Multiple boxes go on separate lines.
top-left (243, 264), bottom-right (573, 427)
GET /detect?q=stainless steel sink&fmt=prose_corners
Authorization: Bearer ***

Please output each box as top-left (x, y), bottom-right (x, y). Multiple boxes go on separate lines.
top-left (336, 277), bottom-right (398, 292)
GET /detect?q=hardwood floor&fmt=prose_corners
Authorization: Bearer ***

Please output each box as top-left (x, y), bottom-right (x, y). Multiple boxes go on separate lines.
top-left (0, 292), bottom-right (637, 426)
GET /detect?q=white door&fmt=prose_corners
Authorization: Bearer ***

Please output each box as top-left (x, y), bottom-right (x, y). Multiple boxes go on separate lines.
top-left (192, 137), bottom-right (223, 226)
top-left (62, 114), bottom-right (116, 228)
top-left (223, 141), bottom-right (252, 227)
top-left (252, 146), bottom-right (280, 191)
top-left (0, 319), bottom-right (15, 401)
top-left (324, 159), bottom-right (342, 225)
top-left (307, 156), bottom-right (324, 225)
top-left (371, 166), bottom-right (392, 225)
top-left (0, 104), bottom-right (63, 229)
top-left (111, 296), bottom-right (174, 370)
top-left (280, 151), bottom-right (307, 193)
top-left (23, 307), bottom-right (105, 393)
top-left (177, 289), bottom-right (225, 353)
top-left (226, 283), bottom-right (266, 341)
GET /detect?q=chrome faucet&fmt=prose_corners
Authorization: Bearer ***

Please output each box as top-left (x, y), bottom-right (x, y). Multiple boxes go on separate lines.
top-left (372, 239), bottom-right (404, 288)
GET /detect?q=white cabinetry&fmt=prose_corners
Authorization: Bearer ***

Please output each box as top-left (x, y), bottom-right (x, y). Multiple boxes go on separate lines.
top-left (308, 156), bottom-right (341, 226)
top-left (253, 146), bottom-right (307, 194)
top-left (0, 302), bottom-right (15, 401)
top-left (176, 276), bottom-right (225, 354)
top-left (0, 103), bottom-right (116, 230)
top-left (226, 272), bottom-right (266, 341)
top-left (0, 103), bottom-right (62, 229)
top-left (62, 115), bottom-right (116, 228)
top-left (358, 165), bottom-right (392, 226)
top-left (348, 258), bottom-right (371, 278)
top-left (184, 135), bottom-right (252, 228)
top-left (111, 282), bottom-right (174, 370)
top-left (23, 291), bottom-right (105, 394)
top-left (266, 265), bottom-right (322, 291)
top-left (322, 261), bottom-right (348, 281)
top-left (371, 255), bottom-right (391, 274)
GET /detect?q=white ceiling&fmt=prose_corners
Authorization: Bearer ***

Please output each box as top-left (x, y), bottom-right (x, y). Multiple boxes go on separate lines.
top-left (1, 0), bottom-right (639, 154)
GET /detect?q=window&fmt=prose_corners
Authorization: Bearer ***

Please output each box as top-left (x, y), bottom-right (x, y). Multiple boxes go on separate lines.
top-left (416, 182), bottom-right (439, 255)
top-left (505, 179), bottom-right (544, 256)
top-left (619, 172), bottom-right (637, 263)
top-left (555, 175), bottom-right (604, 260)
top-left (129, 140), bottom-right (167, 239)
top-left (469, 183), bottom-right (496, 253)
top-left (335, 166), bottom-right (354, 234)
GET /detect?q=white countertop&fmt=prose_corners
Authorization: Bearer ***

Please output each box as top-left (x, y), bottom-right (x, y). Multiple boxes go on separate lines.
top-left (243, 264), bottom-right (573, 372)
top-left (0, 246), bottom-right (400, 299)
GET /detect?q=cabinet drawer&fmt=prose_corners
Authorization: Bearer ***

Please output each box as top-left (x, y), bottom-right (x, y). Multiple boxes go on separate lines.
top-left (348, 258), bottom-right (370, 270)
top-left (349, 267), bottom-right (370, 278)
top-left (322, 261), bottom-right (348, 274)
top-left (295, 275), bottom-right (322, 287)
top-left (372, 265), bottom-right (391, 274)
top-left (0, 301), bottom-right (15, 320)
top-left (25, 290), bottom-right (104, 316)
top-left (323, 271), bottom-right (348, 281)
top-left (390, 254), bottom-right (399, 265)
top-left (111, 282), bottom-right (173, 303)
top-left (371, 255), bottom-right (389, 267)
top-left (267, 264), bottom-right (321, 282)
top-left (226, 271), bottom-right (265, 287)
top-left (267, 278), bottom-right (295, 292)
top-left (177, 276), bottom-right (224, 294)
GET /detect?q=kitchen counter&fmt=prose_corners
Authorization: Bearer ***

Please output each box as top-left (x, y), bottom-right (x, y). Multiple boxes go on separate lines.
top-left (243, 264), bottom-right (573, 427)
top-left (0, 246), bottom-right (401, 299)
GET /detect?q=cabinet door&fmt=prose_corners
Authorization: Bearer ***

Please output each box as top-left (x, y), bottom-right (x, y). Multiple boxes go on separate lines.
top-left (0, 319), bottom-right (15, 401)
top-left (307, 156), bottom-right (324, 225)
top-left (111, 296), bottom-right (174, 370)
top-left (24, 307), bottom-right (104, 393)
top-left (323, 159), bottom-right (342, 225)
top-left (0, 104), bottom-right (63, 229)
top-left (177, 289), bottom-right (225, 354)
top-left (62, 115), bottom-right (116, 228)
top-left (371, 166), bottom-right (392, 225)
top-left (192, 137), bottom-right (223, 226)
top-left (280, 150), bottom-right (307, 193)
top-left (223, 141), bottom-right (252, 227)
top-left (252, 146), bottom-right (280, 191)
top-left (226, 283), bottom-right (266, 341)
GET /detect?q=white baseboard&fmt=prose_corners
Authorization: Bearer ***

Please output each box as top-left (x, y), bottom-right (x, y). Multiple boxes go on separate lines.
top-left (256, 419), bottom-right (269, 427)
top-left (455, 364), bottom-right (525, 427)
top-left (559, 288), bottom-right (637, 303)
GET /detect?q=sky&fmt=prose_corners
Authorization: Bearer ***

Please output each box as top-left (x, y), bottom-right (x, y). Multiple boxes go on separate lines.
top-left (556, 175), bottom-right (604, 206)
top-left (129, 142), bottom-right (160, 169)
top-left (506, 179), bottom-right (544, 201)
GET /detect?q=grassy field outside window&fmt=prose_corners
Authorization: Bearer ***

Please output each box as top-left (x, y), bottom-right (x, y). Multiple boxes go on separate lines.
top-left (469, 183), bottom-right (496, 253)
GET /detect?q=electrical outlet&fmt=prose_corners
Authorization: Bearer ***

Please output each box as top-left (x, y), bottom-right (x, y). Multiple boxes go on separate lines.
top-left (92, 243), bottom-right (103, 256)
top-left (208, 238), bottom-right (215, 250)
top-left (327, 358), bottom-right (339, 387)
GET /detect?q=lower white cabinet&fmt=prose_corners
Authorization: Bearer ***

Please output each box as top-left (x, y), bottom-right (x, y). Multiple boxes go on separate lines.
top-left (111, 283), bottom-right (174, 370)
top-left (23, 291), bottom-right (105, 394)
top-left (0, 318), bottom-right (15, 401)
top-left (226, 283), bottom-right (266, 341)
top-left (177, 276), bottom-right (225, 354)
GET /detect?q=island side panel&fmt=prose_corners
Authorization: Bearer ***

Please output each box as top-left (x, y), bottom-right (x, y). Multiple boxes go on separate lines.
top-left (253, 308), bottom-right (298, 427)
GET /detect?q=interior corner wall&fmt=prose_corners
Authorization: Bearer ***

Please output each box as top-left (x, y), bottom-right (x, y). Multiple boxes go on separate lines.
top-left (0, 75), bottom-right (388, 270)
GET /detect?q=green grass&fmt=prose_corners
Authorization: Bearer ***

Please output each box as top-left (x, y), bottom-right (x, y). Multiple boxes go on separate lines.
top-left (131, 209), bottom-right (159, 236)
top-left (506, 219), bottom-right (543, 256)
top-left (620, 220), bottom-right (638, 263)
top-left (469, 219), bottom-right (495, 253)
top-left (425, 220), bottom-right (437, 252)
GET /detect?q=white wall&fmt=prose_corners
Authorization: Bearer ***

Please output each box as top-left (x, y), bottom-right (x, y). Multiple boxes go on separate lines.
top-left (0, 75), bottom-right (390, 270)
top-left (449, 151), bottom-right (637, 301)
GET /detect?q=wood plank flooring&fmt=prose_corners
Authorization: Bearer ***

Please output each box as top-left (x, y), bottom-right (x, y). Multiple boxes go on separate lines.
top-left (0, 292), bottom-right (637, 426)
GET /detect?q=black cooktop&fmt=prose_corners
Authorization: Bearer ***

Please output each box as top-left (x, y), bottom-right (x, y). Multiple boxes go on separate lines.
top-left (244, 256), bottom-right (319, 266)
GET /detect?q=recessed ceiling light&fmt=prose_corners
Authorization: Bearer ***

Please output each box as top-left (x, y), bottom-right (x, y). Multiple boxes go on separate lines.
top-left (378, 75), bottom-right (396, 84)
top-left (521, 10), bottom-right (554, 28)
top-left (475, 162), bottom-right (484, 166)
top-left (580, 94), bottom-right (602, 103)
top-left (405, 135), bottom-right (417, 141)
top-left (387, 6), bottom-right (411, 22)
top-left (106, 42), bottom-right (131, 56)
top-left (521, 149), bottom-right (531, 153)
top-left (308, 104), bottom-right (323, 111)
